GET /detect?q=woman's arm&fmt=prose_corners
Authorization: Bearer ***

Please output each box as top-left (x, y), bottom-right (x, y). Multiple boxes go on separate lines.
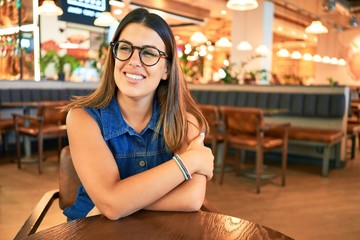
top-left (67, 108), bottom-right (213, 220)
top-left (144, 113), bottom-right (213, 211)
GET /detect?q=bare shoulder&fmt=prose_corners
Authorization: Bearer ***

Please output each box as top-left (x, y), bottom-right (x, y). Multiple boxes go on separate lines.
top-left (66, 107), bottom-right (97, 130)
top-left (186, 112), bottom-right (201, 141)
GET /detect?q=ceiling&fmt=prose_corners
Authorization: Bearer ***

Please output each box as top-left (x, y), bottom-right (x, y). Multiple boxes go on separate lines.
top-left (111, 0), bottom-right (360, 48)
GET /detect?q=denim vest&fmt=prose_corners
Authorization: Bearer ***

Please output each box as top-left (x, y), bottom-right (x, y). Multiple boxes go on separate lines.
top-left (63, 96), bottom-right (173, 220)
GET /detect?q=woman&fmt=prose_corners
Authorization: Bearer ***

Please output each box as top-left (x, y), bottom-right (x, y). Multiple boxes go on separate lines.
top-left (62, 8), bottom-right (214, 221)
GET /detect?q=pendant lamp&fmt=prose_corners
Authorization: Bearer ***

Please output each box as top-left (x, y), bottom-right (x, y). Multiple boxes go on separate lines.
top-left (227, 0), bottom-right (258, 11)
top-left (237, 41), bottom-right (253, 51)
top-left (255, 44), bottom-right (270, 56)
top-left (190, 32), bottom-right (208, 45)
top-left (38, 0), bottom-right (63, 16)
top-left (215, 37), bottom-right (232, 48)
top-left (94, 12), bottom-right (118, 27)
top-left (305, 20), bottom-right (328, 34)
top-left (276, 48), bottom-right (290, 57)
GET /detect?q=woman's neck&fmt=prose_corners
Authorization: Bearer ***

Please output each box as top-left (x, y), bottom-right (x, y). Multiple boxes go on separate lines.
top-left (117, 93), bottom-right (153, 133)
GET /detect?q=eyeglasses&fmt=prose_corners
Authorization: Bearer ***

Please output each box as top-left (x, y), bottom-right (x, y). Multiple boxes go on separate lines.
top-left (110, 41), bottom-right (168, 66)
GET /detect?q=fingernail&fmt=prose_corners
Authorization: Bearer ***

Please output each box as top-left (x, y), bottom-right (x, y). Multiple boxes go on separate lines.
top-left (199, 132), bottom-right (205, 137)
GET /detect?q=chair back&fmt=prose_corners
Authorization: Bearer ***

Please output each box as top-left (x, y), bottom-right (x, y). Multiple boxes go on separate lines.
top-left (59, 146), bottom-right (80, 210)
top-left (198, 104), bottom-right (220, 138)
top-left (37, 101), bottom-right (67, 125)
top-left (220, 106), bottom-right (264, 135)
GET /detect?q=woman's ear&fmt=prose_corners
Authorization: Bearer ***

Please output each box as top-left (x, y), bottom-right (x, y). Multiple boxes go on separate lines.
top-left (161, 63), bottom-right (169, 80)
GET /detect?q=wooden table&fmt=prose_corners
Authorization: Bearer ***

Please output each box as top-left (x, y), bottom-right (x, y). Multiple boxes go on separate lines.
top-left (23, 210), bottom-right (293, 240)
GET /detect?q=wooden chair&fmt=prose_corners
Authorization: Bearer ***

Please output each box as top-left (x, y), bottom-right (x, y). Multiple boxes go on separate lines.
top-left (219, 106), bottom-right (289, 194)
top-left (12, 101), bottom-right (68, 174)
top-left (198, 104), bottom-right (223, 181)
top-left (0, 118), bottom-right (15, 155)
top-left (14, 146), bottom-right (219, 239)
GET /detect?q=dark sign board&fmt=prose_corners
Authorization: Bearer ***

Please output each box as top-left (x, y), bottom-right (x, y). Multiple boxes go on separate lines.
top-left (58, 0), bottom-right (110, 26)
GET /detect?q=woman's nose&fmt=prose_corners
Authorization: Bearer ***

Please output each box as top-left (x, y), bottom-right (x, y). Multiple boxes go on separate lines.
top-left (128, 49), bottom-right (142, 67)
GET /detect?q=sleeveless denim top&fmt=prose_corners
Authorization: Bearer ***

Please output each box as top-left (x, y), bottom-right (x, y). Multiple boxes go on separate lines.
top-left (63, 96), bottom-right (173, 220)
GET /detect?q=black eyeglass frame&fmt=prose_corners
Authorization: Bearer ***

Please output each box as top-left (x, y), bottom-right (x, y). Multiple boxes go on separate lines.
top-left (110, 41), bottom-right (168, 66)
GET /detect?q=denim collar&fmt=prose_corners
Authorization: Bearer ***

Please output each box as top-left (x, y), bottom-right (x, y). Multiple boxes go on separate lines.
top-left (101, 95), bottom-right (161, 141)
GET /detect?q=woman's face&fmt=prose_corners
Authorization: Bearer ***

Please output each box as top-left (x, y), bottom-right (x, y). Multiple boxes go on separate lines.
top-left (113, 23), bottom-right (168, 101)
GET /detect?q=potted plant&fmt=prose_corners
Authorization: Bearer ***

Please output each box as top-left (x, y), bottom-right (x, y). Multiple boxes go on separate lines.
top-left (40, 51), bottom-right (80, 80)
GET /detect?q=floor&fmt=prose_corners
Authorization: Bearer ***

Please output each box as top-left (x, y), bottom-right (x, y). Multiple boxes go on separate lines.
top-left (1, 146), bottom-right (360, 240)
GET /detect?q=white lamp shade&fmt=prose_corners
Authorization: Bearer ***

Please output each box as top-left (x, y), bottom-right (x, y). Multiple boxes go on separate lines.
top-left (290, 51), bottom-right (302, 59)
top-left (312, 54), bottom-right (322, 62)
top-left (227, 0), bottom-right (259, 11)
top-left (305, 21), bottom-right (328, 34)
top-left (338, 58), bottom-right (346, 65)
top-left (322, 56), bottom-right (331, 63)
top-left (190, 32), bottom-right (208, 45)
top-left (255, 44), bottom-right (270, 56)
top-left (276, 48), bottom-right (290, 57)
top-left (94, 12), bottom-right (118, 27)
top-left (237, 41), bottom-right (253, 51)
top-left (302, 53), bottom-right (313, 61)
top-left (215, 37), bottom-right (232, 48)
top-left (330, 57), bottom-right (338, 65)
top-left (38, 0), bottom-right (63, 16)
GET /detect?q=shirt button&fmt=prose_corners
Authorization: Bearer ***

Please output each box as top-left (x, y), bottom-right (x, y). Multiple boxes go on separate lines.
top-left (139, 160), bottom-right (146, 167)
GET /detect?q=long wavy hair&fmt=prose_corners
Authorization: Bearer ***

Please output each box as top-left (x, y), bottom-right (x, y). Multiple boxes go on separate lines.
top-left (61, 8), bottom-right (208, 152)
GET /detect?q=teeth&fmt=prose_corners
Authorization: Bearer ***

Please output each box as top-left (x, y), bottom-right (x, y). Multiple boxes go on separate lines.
top-left (126, 73), bottom-right (144, 80)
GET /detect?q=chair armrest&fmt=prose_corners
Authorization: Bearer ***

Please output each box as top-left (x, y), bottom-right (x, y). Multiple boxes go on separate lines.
top-left (12, 113), bottom-right (44, 123)
top-left (14, 189), bottom-right (60, 240)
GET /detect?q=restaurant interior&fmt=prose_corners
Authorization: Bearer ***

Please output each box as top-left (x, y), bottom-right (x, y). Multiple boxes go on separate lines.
top-left (1, 0), bottom-right (360, 239)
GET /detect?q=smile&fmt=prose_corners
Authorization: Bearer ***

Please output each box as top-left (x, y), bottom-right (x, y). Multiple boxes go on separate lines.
top-left (125, 73), bottom-right (144, 80)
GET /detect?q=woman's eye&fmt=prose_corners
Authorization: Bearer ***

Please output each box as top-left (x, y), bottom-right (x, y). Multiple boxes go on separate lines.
top-left (142, 49), bottom-right (158, 57)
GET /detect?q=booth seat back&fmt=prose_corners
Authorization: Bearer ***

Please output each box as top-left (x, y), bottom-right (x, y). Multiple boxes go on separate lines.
top-left (191, 90), bottom-right (346, 118)
top-left (0, 88), bottom-right (94, 103)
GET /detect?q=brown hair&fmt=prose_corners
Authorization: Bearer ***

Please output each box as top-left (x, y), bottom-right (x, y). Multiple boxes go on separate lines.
top-left (61, 8), bottom-right (208, 152)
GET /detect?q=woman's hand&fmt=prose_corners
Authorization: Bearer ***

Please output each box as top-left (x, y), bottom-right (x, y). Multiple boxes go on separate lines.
top-left (179, 133), bottom-right (214, 180)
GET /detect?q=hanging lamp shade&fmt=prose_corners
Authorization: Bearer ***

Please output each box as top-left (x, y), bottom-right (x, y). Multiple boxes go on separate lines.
top-left (330, 57), bottom-right (338, 65)
top-left (38, 0), bottom-right (63, 16)
top-left (215, 37), bottom-right (232, 48)
top-left (255, 44), bottom-right (270, 56)
top-left (305, 20), bottom-right (328, 34)
top-left (94, 12), bottom-right (118, 27)
top-left (322, 56), bottom-right (331, 63)
top-left (312, 54), bottom-right (322, 62)
top-left (290, 51), bottom-right (302, 59)
top-left (276, 48), bottom-right (290, 57)
top-left (190, 32), bottom-right (208, 45)
top-left (237, 41), bottom-right (253, 51)
top-left (302, 53), bottom-right (313, 61)
top-left (338, 58), bottom-right (346, 66)
top-left (227, 0), bottom-right (258, 11)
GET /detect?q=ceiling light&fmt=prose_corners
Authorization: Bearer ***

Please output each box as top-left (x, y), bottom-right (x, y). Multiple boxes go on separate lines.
top-left (305, 20), bottom-right (328, 34)
top-left (226, 0), bottom-right (258, 11)
top-left (312, 54), bottom-right (322, 62)
top-left (94, 12), bottom-right (118, 27)
top-left (215, 37), bottom-right (232, 48)
top-left (276, 48), bottom-right (290, 57)
top-left (322, 56), bottom-right (331, 63)
top-left (237, 41), bottom-right (253, 51)
top-left (349, 15), bottom-right (358, 27)
top-left (290, 51), bottom-right (302, 59)
top-left (302, 53), bottom-right (313, 61)
top-left (330, 57), bottom-right (338, 65)
top-left (255, 44), bottom-right (270, 56)
top-left (190, 32), bottom-right (208, 45)
top-left (38, 0), bottom-right (63, 16)
top-left (338, 58), bottom-right (346, 65)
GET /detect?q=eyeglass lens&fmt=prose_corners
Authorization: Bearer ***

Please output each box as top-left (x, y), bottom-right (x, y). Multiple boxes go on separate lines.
top-left (113, 41), bottom-right (164, 66)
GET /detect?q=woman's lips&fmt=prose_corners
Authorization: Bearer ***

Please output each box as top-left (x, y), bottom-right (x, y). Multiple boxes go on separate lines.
top-left (125, 72), bottom-right (145, 82)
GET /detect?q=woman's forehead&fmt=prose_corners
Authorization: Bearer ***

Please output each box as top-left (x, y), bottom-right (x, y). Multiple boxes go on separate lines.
top-left (118, 23), bottom-right (165, 49)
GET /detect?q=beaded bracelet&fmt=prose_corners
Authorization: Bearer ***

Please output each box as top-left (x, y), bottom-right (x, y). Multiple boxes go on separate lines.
top-left (173, 154), bottom-right (192, 180)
